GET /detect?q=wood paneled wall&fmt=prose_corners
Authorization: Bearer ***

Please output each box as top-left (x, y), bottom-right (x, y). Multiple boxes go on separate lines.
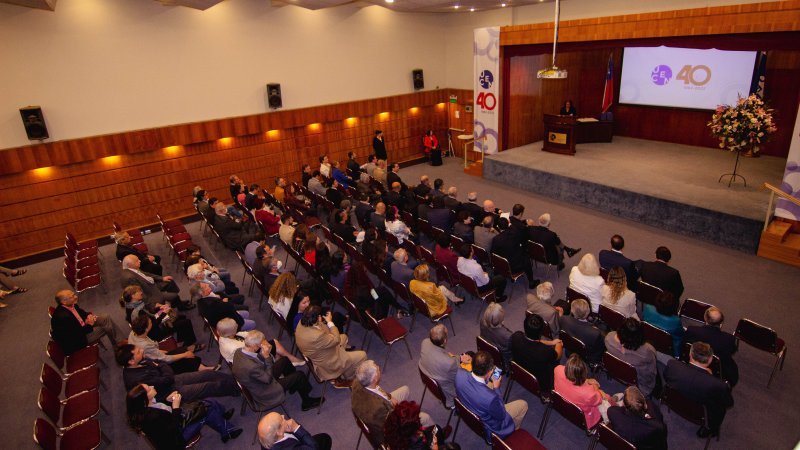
top-left (501, 0), bottom-right (800, 45)
top-left (0, 91), bottom-right (454, 261)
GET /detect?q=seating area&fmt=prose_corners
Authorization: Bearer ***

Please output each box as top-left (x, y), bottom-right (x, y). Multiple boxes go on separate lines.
top-left (11, 158), bottom-right (797, 450)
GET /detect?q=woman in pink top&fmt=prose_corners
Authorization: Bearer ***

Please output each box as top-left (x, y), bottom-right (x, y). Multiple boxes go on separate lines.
top-left (554, 354), bottom-right (614, 429)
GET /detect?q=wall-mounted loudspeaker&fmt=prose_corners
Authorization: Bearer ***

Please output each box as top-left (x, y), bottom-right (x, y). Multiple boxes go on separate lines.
top-left (267, 83), bottom-right (282, 109)
top-left (20, 106), bottom-right (49, 140)
top-left (412, 69), bottom-right (424, 90)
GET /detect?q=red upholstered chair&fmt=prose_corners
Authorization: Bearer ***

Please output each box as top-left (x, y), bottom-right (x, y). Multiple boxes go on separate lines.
top-left (590, 422), bottom-right (636, 450)
top-left (503, 361), bottom-right (548, 407)
top-left (408, 289), bottom-right (455, 336)
top-left (642, 322), bottom-right (674, 356)
top-left (734, 318), bottom-right (787, 387)
top-left (491, 253), bottom-right (525, 300)
top-left (363, 310), bottom-right (412, 370)
top-left (40, 363), bottom-right (101, 400)
top-left (46, 341), bottom-right (99, 376)
top-left (538, 390), bottom-right (597, 441)
top-left (602, 352), bottom-right (638, 387)
top-left (38, 387), bottom-right (102, 430)
top-left (662, 385), bottom-right (714, 449)
top-left (598, 304), bottom-right (626, 331)
top-left (679, 298), bottom-right (714, 325)
top-left (354, 411), bottom-right (386, 450)
top-left (491, 429), bottom-right (547, 450)
top-left (459, 273), bottom-right (494, 323)
top-left (33, 417), bottom-right (105, 450)
top-left (527, 240), bottom-right (559, 280)
top-left (302, 355), bottom-right (333, 415)
top-left (636, 280), bottom-right (663, 307)
top-left (418, 368), bottom-right (455, 428)
top-left (476, 335), bottom-right (504, 371)
top-left (452, 398), bottom-right (490, 445)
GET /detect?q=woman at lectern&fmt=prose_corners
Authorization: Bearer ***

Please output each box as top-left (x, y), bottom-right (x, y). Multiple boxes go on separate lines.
top-left (560, 100), bottom-right (577, 116)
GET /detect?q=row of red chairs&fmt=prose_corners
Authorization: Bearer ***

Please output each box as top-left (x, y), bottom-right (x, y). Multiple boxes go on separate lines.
top-left (112, 222), bottom-right (149, 254)
top-left (63, 233), bottom-right (102, 293)
top-left (156, 214), bottom-right (194, 267)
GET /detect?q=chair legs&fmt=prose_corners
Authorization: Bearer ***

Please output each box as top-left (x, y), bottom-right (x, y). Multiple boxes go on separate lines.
top-left (317, 382), bottom-right (328, 415)
top-left (419, 386), bottom-right (427, 408)
top-left (447, 316), bottom-right (456, 336)
top-left (767, 348), bottom-right (787, 387)
top-left (537, 403), bottom-right (553, 439)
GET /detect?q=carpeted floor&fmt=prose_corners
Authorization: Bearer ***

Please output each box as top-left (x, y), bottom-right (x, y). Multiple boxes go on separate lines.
top-left (3, 157), bottom-right (799, 450)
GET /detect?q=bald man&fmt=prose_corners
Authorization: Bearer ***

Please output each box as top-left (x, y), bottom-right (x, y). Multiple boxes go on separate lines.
top-left (414, 175), bottom-right (432, 197)
top-left (257, 412), bottom-right (332, 450)
top-left (51, 289), bottom-right (123, 355)
top-left (684, 307), bottom-right (739, 386)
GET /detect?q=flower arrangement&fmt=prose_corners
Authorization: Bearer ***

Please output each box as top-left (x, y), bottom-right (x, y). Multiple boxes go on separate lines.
top-left (708, 94), bottom-right (777, 155)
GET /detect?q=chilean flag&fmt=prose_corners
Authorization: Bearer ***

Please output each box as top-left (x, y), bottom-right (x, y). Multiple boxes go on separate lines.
top-left (601, 53), bottom-right (614, 112)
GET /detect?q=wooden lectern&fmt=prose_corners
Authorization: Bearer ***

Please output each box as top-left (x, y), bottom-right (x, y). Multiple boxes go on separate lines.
top-left (542, 114), bottom-right (577, 155)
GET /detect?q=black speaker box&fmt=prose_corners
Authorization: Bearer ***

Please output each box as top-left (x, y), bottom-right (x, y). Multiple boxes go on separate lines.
top-left (267, 83), bottom-right (282, 109)
top-left (412, 69), bottom-right (424, 90)
top-left (20, 106), bottom-right (49, 140)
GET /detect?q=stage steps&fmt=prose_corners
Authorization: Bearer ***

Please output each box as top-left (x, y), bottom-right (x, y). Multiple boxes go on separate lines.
top-left (757, 219), bottom-right (800, 268)
top-left (464, 161), bottom-right (483, 177)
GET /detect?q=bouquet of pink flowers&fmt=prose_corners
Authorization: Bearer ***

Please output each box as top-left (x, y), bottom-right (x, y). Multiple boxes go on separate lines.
top-left (708, 94), bottom-right (777, 155)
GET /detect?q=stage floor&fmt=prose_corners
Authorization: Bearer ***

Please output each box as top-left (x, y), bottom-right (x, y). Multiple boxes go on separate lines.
top-left (489, 137), bottom-right (785, 221)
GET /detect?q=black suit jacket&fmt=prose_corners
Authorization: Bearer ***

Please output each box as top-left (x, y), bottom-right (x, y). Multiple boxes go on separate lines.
top-left (355, 202), bottom-right (374, 227)
top-left (413, 184), bottom-right (431, 197)
top-left (427, 208), bottom-right (454, 232)
top-left (115, 244), bottom-right (162, 275)
top-left (664, 359), bottom-right (733, 431)
top-left (684, 325), bottom-right (739, 386)
top-left (198, 296), bottom-right (243, 329)
top-left (598, 249), bottom-right (638, 290)
top-left (267, 426), bottom-right (320, 450)
top-left (528, 226), bottom-right (562, 264)
top-left (387, 171), bottom-right (406, 192)
top-left (347, 159), bottom-right (361, 176)
top-left (51, 304), bottom-right (93, 355)
top-left (123, 359), bottom-right (177, 401)
top-left (607, 403), bottom-right (667, 450)
top-left (491, 229), bottom-right (528, 273)
top-left (140, 407), bottom-right (186, 450)
top-left (214, 215), bottom-right (252, 250)
top-left (558, 316), bottom-right (605, 363)
top-left (373, 137), bottom-right (387, 160)
top-left (639, 261), bottom-right (684, 300)
top-left (443, 196), bottom-right (460, 212)
top-left (461, 202), bottom-right (484, 222)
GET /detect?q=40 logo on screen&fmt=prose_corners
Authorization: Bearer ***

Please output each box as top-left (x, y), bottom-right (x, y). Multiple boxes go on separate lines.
top-left (651, 64), bottom-right (711, 86)
top-left (477, 69), bottom-right (496, 111)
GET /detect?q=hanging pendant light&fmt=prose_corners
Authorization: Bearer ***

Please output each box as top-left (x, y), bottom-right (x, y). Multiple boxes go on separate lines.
top-left (537, 0), bottom-right (568, 79)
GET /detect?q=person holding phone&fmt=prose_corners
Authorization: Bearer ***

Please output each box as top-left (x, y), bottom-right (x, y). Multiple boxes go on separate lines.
top-left (454, 351), bottom-right (528, 440)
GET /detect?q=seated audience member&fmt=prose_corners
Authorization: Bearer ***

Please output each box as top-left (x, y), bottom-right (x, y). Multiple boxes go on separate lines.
top-left (126, 383), bottom-right (242, 448)
top-left (230, 174), bottom-right (246, 201)
top-left (115, 232), bottom-right (163, 275)
top-left (233, 331), bottom-right (322, 412)
top-left (461, 192), bottom-right (483, 222)
top-left (481, 199), bottom-right (501, 223)
top-left (183, 245), bottom-right (234, 287)
top-left (417, 194), bottom-right (433, 221)
top-left (245, 239), bottom-right (267, 267)
top-left (555, 354), bottom-right (616, 427)
top-left (419, 324), bottom-right (469, 408)
top-left (384, 401), bottom-right (450, 450)
top-left (361, 154), bottom-right (378, 177)
top-left (287, 291), bottom-right (312, 332)
top-left (598, 234), bottom-right (639, 290)
top-left (607, 386), bottom-right (667, 450)
top-left (427, 196), bottom-right (454, 232)
top-left (457, 244), bottom-right (508, 302)
top-left (187, 262), bottom-right (225, 295)
top-left (492, 217), bottom-right (538, 290)
top-left (258, 412), bottom-right (332, 450)
top-left (295, 305), bottom-right (367, 388)
top-left (642, 291), bottom-right (683, 357)
top-left (120, 285), bottom-right (197, 346)
top-left (434, 234), bottom-right (459, 277)
top-left (196, 190), bottom-right (212, 219)
top-left (410, 264), bottom-right (463, 316)
top-left (128, 314), bottom-right (215, 374)
top-left (194, 282), bottom-right (256, 331)
top-left (683, 306), bottom-right (738, 386)
top-left (639, 246), bottom-right (684, 301)
top-left (479, 303), bottom-right (514, 369)
top-left (387, 162), bottom-right (408, 191)
top-left (117, 344), bottom-right (238, 403)
top-left (253, 246), bottom-right (281, 292)
top-left (385, 181), bottom-right (406, 212)
top-left (325, 179), bottom-right (345, 208)
top-left (569, 253), bottom-right (605, 313)
top-left (431, 178), bottom-right (445, 198)
top-left (121, 254), bottom-right (188, 310)
top-left (354, 192), bottom-right (375, 225)
top-left (325, 251), bottom-right (349, 290)
top-left (664, 342), bottom-right (733, 438)
top-left (386, 209), bottom-right (413, 244)
top-left (352, 360), bottom-right (435, 443)
top-left (268, 272), bottom-right (299, 320)
top-left (390, 248), bottom-right (415, 287)
top-left (279, 215), bottom-right (295, 245)
top-left (528, 213), bottom-right (580, 269)
top-left (301, 164), bottom-right (313, 188)
top-left (370, 202), bottom-right (387, 232)
top-left (455, 351), bottom-right (528, 440)
top-left (443, 186), bottom-right (460, 211)
top-left (414, 175), bottom-right (433, 197)
top-left (473, 215), bottom-right (497, 252)
top-left (308, 171), bottom-right (327, 197)
top-left (452, 210), bottom-right (474, 244)
top-left (245, 183), bottom-right (264, 210)
top-left (255, 202), bottom-right (281, 235)
top-left (558, 299), bottom-right (605, 364)
top-left (213, 202), bottom-right (263, 250)
top-left (511, 313), bottom-right (563, 392)
top-left (525, 281), bottom-right (562, 337)
top-left (373, 159), bottom-right (388, 186)
top-left (217, 318), bottom-right (304, 366)
top-left (605, 318), bottom-right (658, 397)
top-left (331, 209), bottom-right (358, 243)
top-left (346, 151), bottom-right (361, 175)
top-left (319, 155), bottom-right (331, 178)
top-left (601, 266), bottom-right (639, 319)
top-left (344, 260), bottom-right (400, 320)
top-left (274, 177), bottom-right (287, 203)
top-left (51, 289), bottom-right (123, 355)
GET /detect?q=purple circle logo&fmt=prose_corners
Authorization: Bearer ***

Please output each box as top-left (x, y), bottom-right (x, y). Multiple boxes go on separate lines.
top-left (650, 65), bottom-right (672, 86)
top-left (479, 70), bottom-right (494, 89)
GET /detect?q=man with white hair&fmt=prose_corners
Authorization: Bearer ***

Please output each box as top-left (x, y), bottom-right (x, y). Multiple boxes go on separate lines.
top-left (257, 412), bottom-right (332, 450)
top-left (413, 175), bottom-right (432, 197)
top-left (187, 262), bottom-right (225, 294)
top-left (232, 331), bottom-right (322, 412)
top-left (214, 202), bottom-right (263, 250)
top-left (120, 254), bottom-right (189, 310)
top-left (482, 199), bottom-right (501, 223)
top-left (443, 186), bottom-right (460, 211)
top-left (418, 324), bottom-right (470, 408)
top-left (461, 191), bottom-right (483, 222)
top-left (528, 212), bottom-right (580, 270)
top-left (194, 282), bottom-right (255, 331)
top-left (558, 298), bottom-right (604, 364)
top-left (525, 281), bottom-right (563, 336)
top-left (351, 360), bottom-right (436, 443)
top-left (390, 248), bottom-right (415, 287)
top-left (217, 318), bottom-right (304, 366)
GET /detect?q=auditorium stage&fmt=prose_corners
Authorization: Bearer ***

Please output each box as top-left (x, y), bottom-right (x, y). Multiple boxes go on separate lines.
top-left (483, 137), bottom-right (786, 252)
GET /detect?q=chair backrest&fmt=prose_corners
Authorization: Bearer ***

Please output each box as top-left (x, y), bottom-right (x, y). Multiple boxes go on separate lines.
top-left (602, 352), bottom-right (638, 386)
top-left (551, 390), bottom-right (589, 431)
top-left (662, 384), bottom-right (707, 427)
top-left (472, 244), bottom-right (491, 267)
top-left (37, 386), bottom-right (62, 425)
top-left (384, 232), bottom-right (400, 250)
top-left (491, 429), bottom-right (547, 450)
top-left (476, 335), bottom-right (503, 369)
top-left (303, 354), bottom-right (327, 383)
top-left (33, 418), bottom-right (57, 450)
top-left (678, 298), bottom-right (713, 325)
top-left (508, 360), bottom-right (542, 398)
top-left (597, 422), bottom-right (636, 450)
top-left (409, 290), bottom-right (432, 319)
top-left (40, 364), bottom-right (64, 395)
top-left (363, 310), bottom-right (385, 339)
top-left (353, 411), bottom-right (384, 449)
top-left (734, 318), bottom-right (780, 353)
top-left (636, 280), bottom-right (663, 306)
top-left (527, 240), bottom-right (550, 264)
top-left (46, 341), bottom-right (65, 370)
top-left (642, 322), bottom-right (674, 356)
top-left (401, 239), bottom-right (419, 260)
top-left (450, 235), bottom-right (465, 254)
top-left (490, 253), bottom-right (512, 277)
top-left (559, 329), bottom-right (588, 360)
top-left (566, 286), bottom-right (589, 303)
top-left (418, 245), bottom-right (435, 265)
top-left (419, 368), bottom-right (448, 406)
top-left (598, 304), bottom-right (626, 331)
top-left (460, 272), bottom-right (491, 301)
top-left (454, 398), bottom-right (488, 443)
top-left (233, 377), bottom-right (259, 412)
top-left (599, 266), bottom-right (610, 281)
top-left (271, 309), bottom-right (293, 337)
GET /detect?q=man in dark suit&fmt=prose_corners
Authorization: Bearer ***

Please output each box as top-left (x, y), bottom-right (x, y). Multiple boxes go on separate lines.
top-left (528, 213), bottom-right (580, 270)
top-left (232, 331), bottom-right (321, 412)
top-left (492, 218), bottom-right (538, 289)
top-left (684, 307), bottom-right (738, 386)
top-left (120, 254), bottom-right (186, 309)
top-left (194, 282), bottom-right (255, 331)
top-left (511, 314), bottom-right (563, 392)
top-left (455, 351), bottom-right (528, 440)
top-left (51, 289), bottom-right (123, 355)
top-left (214, 202), bottom-right (263, 250)
top-left (427, 196), bottom-right (454, 232)
top-left (639, 246), bottom-right (684, 301)
top-left (354, 197), bottom-right (375, 229)
top-left (390, 248), bottom-right (415, 286)
top-left (370, 202), bottom-right (387, 232)
top-left (386, 163), bottom-right (408, 192)
top-left (346, 151), bottom-right (361, 176)
top-left (413, 175), bottom-right (432, 197)
top-left (443, 186), bottom-right (461, 211)
top-left (664, 342), bottom-right (734, 437)
top-left (598, 234), bottom-right (639, 290)
top-left (257, 412), bottom-right (332, 450)
top-left (607, 386), bottom-right (667, 450)
top-left (385, 182), bottom-right (408, 213)
top-left (461, 192), bottom-right (484, 222)
top-left (558, 299), bottom-right (605, 364)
